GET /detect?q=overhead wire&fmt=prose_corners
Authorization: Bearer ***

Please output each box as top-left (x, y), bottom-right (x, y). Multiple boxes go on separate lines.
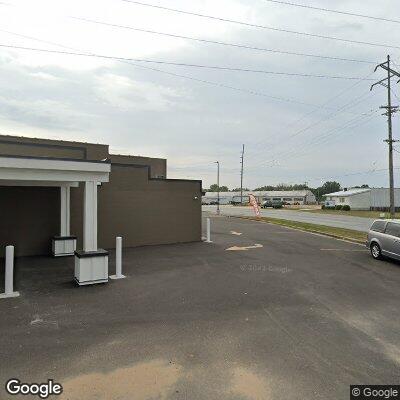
top-left (0, 37), bottom-right (335, 109)
top-left (0, 43), bottom-right (376, 80)
top-left (246, 84), bottom-right (376, 161)
top-left (71, 16), bottom-right (376, 65)
top-left (247, 70), bottom-right (376, 153)
top-left (120, 0), bottom-right (400, 50)
top-left (263, 0), bottom-right (400, 24)
top-left (245, 108), bottom-right (379, 170)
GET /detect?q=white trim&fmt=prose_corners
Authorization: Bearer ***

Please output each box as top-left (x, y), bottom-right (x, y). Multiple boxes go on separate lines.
top-left (0, 157), bottom-right (110, 172)
top-left (0, 180), bottom-right (79, 187)
top-left (0, 156), bottom-right (110, 183)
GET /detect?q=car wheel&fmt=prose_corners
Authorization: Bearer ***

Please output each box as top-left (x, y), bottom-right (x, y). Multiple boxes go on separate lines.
top-left (370, 242), bottom-right (382, 260)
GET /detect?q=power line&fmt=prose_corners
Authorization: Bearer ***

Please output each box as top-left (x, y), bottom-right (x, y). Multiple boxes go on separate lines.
top-left (0, 30), bottom-right (340, 109)
top-left (121, 0), bottom-right (400, 50)
top-left (246, 109), bottom-right (379, 170)
top-left (0, 43), bottom-right (375, 81)
top-left (71, 16), bottom-right (376, 65)
top-left (308, 166), bottom-right (400, 183)
top-left (263, 0), bottom-right (400, 24)
top-left (246, 88), bottom-right (376, 161)
top-left (247, 70), bottom-right (376, 154)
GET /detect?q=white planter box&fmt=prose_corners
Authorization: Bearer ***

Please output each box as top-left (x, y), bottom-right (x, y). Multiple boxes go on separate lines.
top-left (52, 236), bottom-right (77, 257)
top-left (74, 249), bottom-right (109, 286)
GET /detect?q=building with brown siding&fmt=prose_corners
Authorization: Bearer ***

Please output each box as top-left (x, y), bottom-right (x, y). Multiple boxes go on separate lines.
top-left (0, 134), bottom-right (202, 284)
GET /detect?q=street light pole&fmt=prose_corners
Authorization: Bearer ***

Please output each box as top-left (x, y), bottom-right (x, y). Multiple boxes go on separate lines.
top-left (215, 161), bottom-right (220, 215)
top-left (240, 144), bottom-right (245, 205)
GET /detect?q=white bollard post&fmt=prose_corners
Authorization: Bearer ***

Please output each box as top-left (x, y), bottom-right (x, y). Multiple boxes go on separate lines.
top-left (0, 245), bottom-right (20, 299)
top-left (110, 237), bottom-right (126, 279)
top-left (205, 218), bottom-right (212, 243)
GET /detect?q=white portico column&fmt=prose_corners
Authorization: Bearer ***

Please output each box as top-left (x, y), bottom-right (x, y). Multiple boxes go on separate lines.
top-left (74, 181), bottom-right (108, 286)
top-left (83, 181), bottom-right (98, 251)
top-left (60, 186), bottom-right (70, 236)
top-left (52, 186), bottom-right (76, 257)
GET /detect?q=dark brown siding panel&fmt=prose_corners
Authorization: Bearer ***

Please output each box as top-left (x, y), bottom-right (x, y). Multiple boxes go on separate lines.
top-left (0, 135), bottom-right (109, 161)
top-left (96, 165), bottom-right (201, 249)
top-left (110, 154), bottom-right (167, 178)
top-left (0, 141), bottom-right (86, 160)
top-left (0, 187), bottom-right (59, 257)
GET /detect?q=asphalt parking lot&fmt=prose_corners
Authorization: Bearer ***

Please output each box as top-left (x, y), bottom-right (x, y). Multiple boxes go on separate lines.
top-left (203, 205), bottom-right (375, 232)
top-left (1, 214), bottom-right (400, 400)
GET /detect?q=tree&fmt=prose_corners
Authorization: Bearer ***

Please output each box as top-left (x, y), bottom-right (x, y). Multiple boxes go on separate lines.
top-left (208, 184), bottom-right (229, 192)
top-left (311, 181), bottom-right (341, 201)
top-left (320, 181), bottom-right (341, 195)
top-left (254, 183), bottom-right (308, 191)
top-left (231, 187), bottom-right (250, 192)
top-left (254, 185), bottom-right (275, 191)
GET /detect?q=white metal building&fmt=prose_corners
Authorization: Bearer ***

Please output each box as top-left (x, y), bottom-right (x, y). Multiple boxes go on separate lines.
top-left (203, 190), bottom-right (316, 205)
top-left (325, 188), bottom-right (400, 210)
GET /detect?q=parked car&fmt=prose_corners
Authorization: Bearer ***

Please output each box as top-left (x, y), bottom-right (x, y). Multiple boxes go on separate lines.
top-left (367, 219), bottom-right (400, 260)
top-left (324, 200), bottom-right (336, 209)
top-left (261, 200), bottom-right (283, 209)
top-left (231, 195), bottom-right (250, 206)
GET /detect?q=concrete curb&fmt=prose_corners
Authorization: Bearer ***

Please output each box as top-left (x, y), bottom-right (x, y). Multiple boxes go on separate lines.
top-left (225, 215), bottom-right (367, 245)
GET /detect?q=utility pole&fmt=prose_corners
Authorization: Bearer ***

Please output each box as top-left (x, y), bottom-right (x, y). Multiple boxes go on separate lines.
top-left (371, 55), bottom-right (400, 218)
top-left (240, 144), bottom-right (245, 204)
top-left (215, 161), bottom-right (220, 215)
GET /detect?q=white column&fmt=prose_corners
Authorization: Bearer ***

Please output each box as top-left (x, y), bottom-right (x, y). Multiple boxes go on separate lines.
top-left (83, 181), bottom-right (98, 252)
top-left (0, 245), bottom-right (19, 299)
top-left (110, 236), bottom-right (125, 279)
top-left (205, 218), bottom-right (212, 243)
top-left (116, 237), bottom-right (122, 276)
top-left (60, 186), bottom-right (70, 236)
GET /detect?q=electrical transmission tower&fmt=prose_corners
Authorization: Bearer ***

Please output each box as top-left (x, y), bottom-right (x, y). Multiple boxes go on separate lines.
top-left (371, 55), bottom-right (400, 218)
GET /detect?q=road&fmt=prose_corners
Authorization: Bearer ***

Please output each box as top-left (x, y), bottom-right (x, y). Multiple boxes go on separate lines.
top-left (203, 204), bottom-right (375, 232)
top-left (1, 214), bottom-right (399, 399)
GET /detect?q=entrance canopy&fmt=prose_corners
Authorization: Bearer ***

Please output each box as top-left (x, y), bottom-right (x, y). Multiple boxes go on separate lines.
top-left (0, 155), bottom-right (110, 185)
top-left (0, 155), bottom-right (111, 285)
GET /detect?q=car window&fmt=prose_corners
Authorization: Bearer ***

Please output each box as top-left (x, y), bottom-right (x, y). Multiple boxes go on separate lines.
top-left (384, 222), bottom-right (400, 238)
top-left (370, 220), bottom-right (386, 233)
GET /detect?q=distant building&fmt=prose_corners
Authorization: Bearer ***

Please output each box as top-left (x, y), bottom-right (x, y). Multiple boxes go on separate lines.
top-left (325, 188), bottom-right (400, 210)
top-left (203, 190), bottom-right (316, 205)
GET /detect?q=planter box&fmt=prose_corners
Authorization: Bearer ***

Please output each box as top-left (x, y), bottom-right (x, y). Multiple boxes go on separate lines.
top-left (52, 236), bottom-right (77, 257)
top-left (74, 249), bottom-right (109, 286)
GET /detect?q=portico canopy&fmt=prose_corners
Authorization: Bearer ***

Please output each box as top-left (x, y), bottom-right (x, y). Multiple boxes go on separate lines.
top-left (0, 155), bottom-right (111, 285)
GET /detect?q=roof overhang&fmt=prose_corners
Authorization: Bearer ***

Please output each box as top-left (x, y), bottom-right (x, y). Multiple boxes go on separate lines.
top-left (0, 156), bottom-right (111, 185)
top-left (325, 189), bottom-right (371, 197)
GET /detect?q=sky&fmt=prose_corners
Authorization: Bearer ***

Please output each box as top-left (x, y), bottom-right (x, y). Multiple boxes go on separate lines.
top-left (0, 0), bottom-right (399, 189)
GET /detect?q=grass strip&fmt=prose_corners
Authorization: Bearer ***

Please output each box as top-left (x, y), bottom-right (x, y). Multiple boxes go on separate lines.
top-left (236, 216), bottom-right (367, 244)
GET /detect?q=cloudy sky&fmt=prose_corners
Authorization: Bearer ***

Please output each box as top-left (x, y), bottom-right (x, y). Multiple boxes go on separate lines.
top-left (0, 0), bottom-right (399, 189)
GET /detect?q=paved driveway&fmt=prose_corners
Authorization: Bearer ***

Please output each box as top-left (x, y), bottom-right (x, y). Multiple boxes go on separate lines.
top-left (203, 205), bottom-right (375, 232)
top-left (1, 215), bottom-right (399, 399)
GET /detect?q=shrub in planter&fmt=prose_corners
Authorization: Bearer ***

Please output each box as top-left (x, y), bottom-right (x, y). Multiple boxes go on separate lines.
top-left (335, 205), bottom-right (343, 210)
top-left (342, 205), bottom-right (351, 211)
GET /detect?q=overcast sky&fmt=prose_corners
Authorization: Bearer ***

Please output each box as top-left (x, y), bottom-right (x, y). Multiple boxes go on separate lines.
top-left (0, 0), bottom-right (399, 189)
